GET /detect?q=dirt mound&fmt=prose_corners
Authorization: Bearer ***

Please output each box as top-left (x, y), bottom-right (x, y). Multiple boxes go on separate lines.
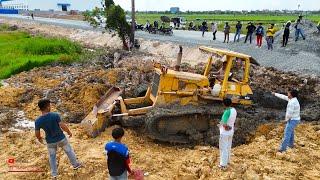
top-left (0, 87), bottom-right (24, 108)
top-left (1, 51), bottom-right (155, 122)
top-left (1, 123), bottom-right (320, 179)
top-left (275, 20), bottom-right (320, 56)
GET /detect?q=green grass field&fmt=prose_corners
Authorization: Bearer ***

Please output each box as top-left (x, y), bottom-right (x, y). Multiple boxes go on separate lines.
top-left (0, 26), bottom-right (82, 79)
top-left (135, 13), bottom-right (320, 33)
top-left (136, 13), bottom-right (320, 24)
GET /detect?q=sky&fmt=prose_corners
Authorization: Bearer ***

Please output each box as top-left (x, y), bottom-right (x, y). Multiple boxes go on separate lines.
top-left (2, 0), bottom-right (320, 11)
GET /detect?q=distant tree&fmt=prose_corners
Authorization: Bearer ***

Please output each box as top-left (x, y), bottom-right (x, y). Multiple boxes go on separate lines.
top-left (85, 0), bottom-right (131, 50)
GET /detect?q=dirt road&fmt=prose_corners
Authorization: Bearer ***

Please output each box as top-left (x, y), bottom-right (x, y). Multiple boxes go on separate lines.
top-left (1, 14), bottom-right (320, 76)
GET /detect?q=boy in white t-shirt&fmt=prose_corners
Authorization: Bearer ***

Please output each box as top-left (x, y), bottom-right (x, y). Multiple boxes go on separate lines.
top-left (218, 98), bottom-right (237, 169)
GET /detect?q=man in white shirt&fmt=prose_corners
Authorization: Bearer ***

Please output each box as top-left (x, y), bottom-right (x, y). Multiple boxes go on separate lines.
top-left (218, 98), bottom-right (237, 169)
top-left (272, 89), bottom-right (300, 152)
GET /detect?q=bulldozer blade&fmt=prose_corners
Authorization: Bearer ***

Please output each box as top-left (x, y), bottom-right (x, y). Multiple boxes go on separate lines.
top-left (81, 87), bottom-right (123, 137)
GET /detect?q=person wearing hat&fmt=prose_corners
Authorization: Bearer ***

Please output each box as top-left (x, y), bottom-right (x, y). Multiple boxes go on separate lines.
top-left (282, 21), bottom-right (291, 47)
top-left (266, 23), bottom-right (276, 50)
top-left (255, 23), bottom-right (264, 48)
top-left (244, 22), bottom-right (256, 44)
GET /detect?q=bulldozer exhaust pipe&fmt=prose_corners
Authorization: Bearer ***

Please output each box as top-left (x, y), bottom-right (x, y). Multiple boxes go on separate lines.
top-left (175, 45), bottom-right (183, 71)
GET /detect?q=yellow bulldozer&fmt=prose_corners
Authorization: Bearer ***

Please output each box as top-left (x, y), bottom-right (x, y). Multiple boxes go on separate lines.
top-left (81, 46), bottom-right (259, 143)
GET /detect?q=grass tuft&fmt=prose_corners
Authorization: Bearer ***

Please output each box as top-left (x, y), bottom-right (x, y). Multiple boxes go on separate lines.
top-left (0, 29), bottom-right (82, 79)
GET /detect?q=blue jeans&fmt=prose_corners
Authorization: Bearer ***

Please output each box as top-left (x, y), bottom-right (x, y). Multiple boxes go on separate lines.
top-left (110, 171), bottom-right (128, 180)
top-left (266, 36), bottom-right (274, 50)
top-left (47, 138), bottom-right (80, 177)
top-left (295, 29), bottom-right (305, 41)
top-left (234, 30), bottom-right (241, 42)
top-left (279, 120), bottom-right (300, 151)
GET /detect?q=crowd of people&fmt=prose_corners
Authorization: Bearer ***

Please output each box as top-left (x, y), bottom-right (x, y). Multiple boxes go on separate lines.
top-left (197, 15), bottom-right (317, 50)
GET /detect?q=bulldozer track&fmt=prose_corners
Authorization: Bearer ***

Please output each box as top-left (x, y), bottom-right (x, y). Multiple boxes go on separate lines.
top-left (145, 105), bottom-right (223, 144)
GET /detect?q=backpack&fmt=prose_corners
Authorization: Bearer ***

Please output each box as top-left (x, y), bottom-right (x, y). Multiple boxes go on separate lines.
top-left (256, 26), bottom-right (263, 35)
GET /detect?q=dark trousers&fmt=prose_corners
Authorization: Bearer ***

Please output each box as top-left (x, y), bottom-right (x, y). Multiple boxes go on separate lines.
top-left (224, 33), bottom-right (229, 43)
top-left (266, 36), bottom-right (274, 50)
top-left (244, 32), bottom-right (253, 43)
top-left (213, 31), bottom-right (217, 40)
top-left (282, 34), bottom-right (289, 47)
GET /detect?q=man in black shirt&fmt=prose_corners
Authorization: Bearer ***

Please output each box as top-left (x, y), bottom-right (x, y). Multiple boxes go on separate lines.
top-left (244, 22), bottom-right (256, 44)
top-left (282, 21), bottom-right (291, 47)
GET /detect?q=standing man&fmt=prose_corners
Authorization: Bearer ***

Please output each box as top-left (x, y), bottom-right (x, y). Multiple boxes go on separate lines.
top-left (211, 22), bottom-right (218, 40)
top-left (223, 22), bottom-right (231, 43)
top-left (154, 20), bottom-right (158, 30)
top-left (317, 21), bottom-right (320, 33)
top-left (244, 22), bottom-right (256, 44)
top-left (218, 98), bottom-right (237, 169)
top-left (272, 89), bottom-right (300, 152)
top-left (145, 20), bottom-right (150, 32)
top-left (282, 21), bottom-right (291, 47)
top-left (105, 127), bottom-right (133, 179)
top-left (201, 20), bottom-right (207, 37)
top-left (255, 23), bottom-right (264, 48)
top-left (234, 21), bottom-right (242, 42)
top-left (295, 19), bottom-right (305, 41)
top-left (266, 23), bottom-right (276, 50)
top-left (35, 99), bottom-right (81, 179)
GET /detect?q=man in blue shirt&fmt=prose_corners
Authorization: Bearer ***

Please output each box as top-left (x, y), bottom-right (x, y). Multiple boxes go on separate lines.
top-left (35, 99), bottom-right (81, 178)
top-left (105, 127), bottom-right (133, 180)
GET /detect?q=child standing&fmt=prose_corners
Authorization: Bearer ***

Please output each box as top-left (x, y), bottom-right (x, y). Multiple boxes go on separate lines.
top-left (105, 128), bottom-right (133, 180)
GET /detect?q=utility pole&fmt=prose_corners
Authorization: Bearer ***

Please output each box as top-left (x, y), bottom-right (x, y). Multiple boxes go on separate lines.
top-left (130, 0), bottom-right (135, 45)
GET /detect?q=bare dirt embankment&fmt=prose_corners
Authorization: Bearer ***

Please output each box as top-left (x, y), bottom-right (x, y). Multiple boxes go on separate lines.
top-left (0, 19), bottom-right (320, 179)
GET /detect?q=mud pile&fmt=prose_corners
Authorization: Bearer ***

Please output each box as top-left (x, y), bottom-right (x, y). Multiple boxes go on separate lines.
top-left (1, 51), bottom-right (156, 123)
top-left (1, 122), bottom-right (320, 180)
top-left (250, 65), bottom-right (320, 121)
